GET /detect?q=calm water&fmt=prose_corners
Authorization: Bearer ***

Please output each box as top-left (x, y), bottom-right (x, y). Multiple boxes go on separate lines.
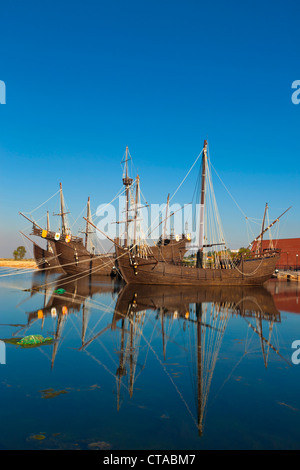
top-left (0, 268), bottom-right (299, 450)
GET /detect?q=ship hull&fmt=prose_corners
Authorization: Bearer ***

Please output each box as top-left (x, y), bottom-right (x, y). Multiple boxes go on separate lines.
top-left (54, 239), bottom-right (116, 276)
top-left (33, 242), bottom-right (64, 272)
top-left (115, 246), bottom-right (280, 286)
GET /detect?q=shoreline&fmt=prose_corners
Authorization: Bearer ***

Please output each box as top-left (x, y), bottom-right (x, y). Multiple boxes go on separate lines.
top-left (0, 259), bottom-right (37, 269)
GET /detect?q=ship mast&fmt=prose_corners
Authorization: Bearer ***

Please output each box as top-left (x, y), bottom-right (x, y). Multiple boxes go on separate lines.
top-left (133, 175), bottom-right (140, 247)
top-left (85, 197), bottom-right (91, 249)
top-left (46, 211), bottom-right (50, 251)
top-left (246, 206), bottom-right (292, 251)
top-left (162, 194), bottom-right (170, 243)
top-left (259, 203), bottom-right (268, 255)
top-left (122, 147), bottom-right (133, 248)
top-left (53, 183), bottom-right (69, 236)
top-left (60, 183), bottom-right (66, 235)
top-left (197, 140), bottom-right (207, 268)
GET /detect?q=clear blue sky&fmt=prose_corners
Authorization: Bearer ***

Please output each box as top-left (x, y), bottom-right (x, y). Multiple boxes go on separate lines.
top-left (0, 0), bottom-right (299, 257)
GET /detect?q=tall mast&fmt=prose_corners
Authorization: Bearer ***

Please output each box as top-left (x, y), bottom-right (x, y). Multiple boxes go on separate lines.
top-left (259, 203), bottom-right (268, 255)
top-left (247, 206), bottom-right (292, 250)
top-left (122, 146), bottom-right (133, 248)
top-left (85, 197), bottom-right (91, 249)
top-left (162, 194), bottom-right (170, 243)
top-left (60, 183), bottom-right (65, 234)
top-left (197, 140), bottom-right (207, 268)
top-left (199, 140), bottom-right (207, 249)
top-left (53, 183), bottom-right (69, 235)
top-left (133, 175), bottom-right (140, 247)
top-left (170, 212), bottom-right (175, 239)
top-left (46, 211), bottom-right (50, 251)
top-left (59, 182), bottom-right (67, 235)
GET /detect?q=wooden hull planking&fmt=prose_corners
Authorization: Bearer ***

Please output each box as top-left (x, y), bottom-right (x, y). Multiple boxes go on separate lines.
top-left (53, 239), bottom-right (115, 276)
top-left (33, 242), bottom-right (64, 272)
top-left (115, 245), bottom-right (280, 286)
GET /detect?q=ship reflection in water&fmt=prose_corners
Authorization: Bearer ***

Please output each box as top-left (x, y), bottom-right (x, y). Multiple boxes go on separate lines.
top-left (0, 272), bottom-right (299, 450)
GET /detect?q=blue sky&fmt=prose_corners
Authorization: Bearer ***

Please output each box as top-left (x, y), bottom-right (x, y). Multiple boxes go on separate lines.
top-left (0, 0), bottom-right (299, 257)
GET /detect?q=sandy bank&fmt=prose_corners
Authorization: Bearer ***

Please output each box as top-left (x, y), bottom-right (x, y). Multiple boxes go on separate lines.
top-left (0, 259), bottom-right (37, 269)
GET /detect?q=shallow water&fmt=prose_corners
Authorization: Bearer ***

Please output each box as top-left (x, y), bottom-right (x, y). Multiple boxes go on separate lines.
top-left (0, 269), bottom-right (299, 450)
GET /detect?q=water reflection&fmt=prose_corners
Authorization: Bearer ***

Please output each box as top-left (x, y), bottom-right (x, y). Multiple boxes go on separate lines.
top-left (18, 272), bottom-right (122, 369)
top-left (113, 283), bottom-right (283, 435)
top-left (266, 279), bottom-right (300, 314)
top-left (3, 273), bottom-right (291, 439)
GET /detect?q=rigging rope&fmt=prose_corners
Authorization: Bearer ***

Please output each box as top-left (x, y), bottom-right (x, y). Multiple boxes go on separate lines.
top-left (23, 189), bottom-right (60, 215)
top-left (209, 160), bottom-right (248, 220)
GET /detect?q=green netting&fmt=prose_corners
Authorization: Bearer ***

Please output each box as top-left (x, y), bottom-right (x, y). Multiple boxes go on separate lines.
top-left (17, 335), bottom-right (53, 345)
top-left (54, 288), bottom-right (66, 295)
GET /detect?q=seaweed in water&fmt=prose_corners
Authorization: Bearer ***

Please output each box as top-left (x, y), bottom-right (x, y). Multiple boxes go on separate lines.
top-left (39, 388), bottom-right (69, 399)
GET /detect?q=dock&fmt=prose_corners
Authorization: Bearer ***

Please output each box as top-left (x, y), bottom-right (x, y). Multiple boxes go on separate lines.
top-left (273, 269), bottom-right (300, 282)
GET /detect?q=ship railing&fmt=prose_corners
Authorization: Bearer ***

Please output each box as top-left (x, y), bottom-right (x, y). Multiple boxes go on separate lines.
top-left (31, 226), bottom-right (83, 244)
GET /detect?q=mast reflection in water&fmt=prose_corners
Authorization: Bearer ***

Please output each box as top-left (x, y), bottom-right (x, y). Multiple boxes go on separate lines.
top-left (0, 271), bottom-right (298, 450)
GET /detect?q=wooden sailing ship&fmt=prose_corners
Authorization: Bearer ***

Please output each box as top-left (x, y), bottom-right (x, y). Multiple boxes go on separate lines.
top-left (20, 211), bottom-right (64, 272)
top-left (57, 186), bottom-right (116, 276)
top-left (19, 146), bottom-right (190, 278)
top-left (115, 243), bottom-right (280, 286)
top-left (114, 140), bottom-right (286, 286)
top-left (50, 190), bottom-right (116, 276)
top-left (84, 146), bottom-right (190, 276)
top-left (21, 183), bottom-right (116, 276)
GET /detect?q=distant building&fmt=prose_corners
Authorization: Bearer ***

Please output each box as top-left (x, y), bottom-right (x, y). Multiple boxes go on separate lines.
top-left (251, 238), bottom-right (300, 270)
